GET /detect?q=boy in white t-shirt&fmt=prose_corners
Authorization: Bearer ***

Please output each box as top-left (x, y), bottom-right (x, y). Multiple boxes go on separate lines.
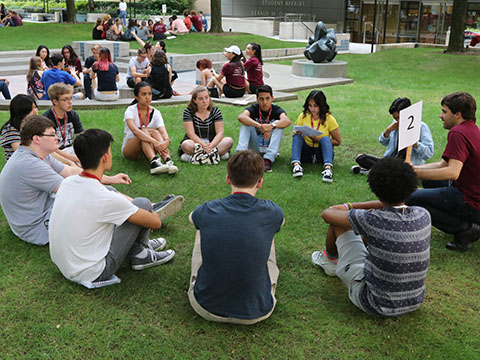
top-left (49, 129), bottom-right (181, 284)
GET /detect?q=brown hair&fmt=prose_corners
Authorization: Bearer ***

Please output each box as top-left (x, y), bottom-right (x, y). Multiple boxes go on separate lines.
top-left (26, 56), bottom-right (42, 81)
top-left (150, 50), bottom-right (168, 66)
top-left (48, 83), bottom-right (74, 101)
top-left (196, 58), bottom-right (212, 70)
top-left (20, 115), bottom-right (55, 146)
top-left (441, 92), bottom-right (477, 122)
top-left (187, 86), bottom-right (213, 113)
top-left (227, 150), bottom-right (264, 188)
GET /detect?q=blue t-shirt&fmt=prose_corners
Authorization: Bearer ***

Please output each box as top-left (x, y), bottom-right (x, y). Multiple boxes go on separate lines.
top-left (348, 207), bottom-right (431, 317)
top-left (192, 193), bottom-right (284, 319)
top-left (40, 68), bottom-right (77, 100)
top-left (92, 63), bottom-right (119, 91)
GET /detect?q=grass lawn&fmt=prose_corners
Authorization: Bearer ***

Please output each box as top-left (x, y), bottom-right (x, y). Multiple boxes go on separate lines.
top-left (0, 22), bottom-right (304, 53)
top-left (1, 48), bottom-right (480, 359)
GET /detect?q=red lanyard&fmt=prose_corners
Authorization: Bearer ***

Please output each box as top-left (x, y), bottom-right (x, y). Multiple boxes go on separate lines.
top-left (80, 171), bottom-right (101, 182)
top-left (52, 107), bottom-right (67, 141)
top-left (258, 107), bottom-right (272, 125)
top-left (137, 104), bottom-right (151, 127)
top-left (232, 191), bottom-right (251, 195)
top-left (310, 115), bottom-right (322, 131)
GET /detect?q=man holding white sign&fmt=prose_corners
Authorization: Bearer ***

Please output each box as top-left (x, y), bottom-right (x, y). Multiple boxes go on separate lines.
top-left (407, 92), bottom-right (480, 252)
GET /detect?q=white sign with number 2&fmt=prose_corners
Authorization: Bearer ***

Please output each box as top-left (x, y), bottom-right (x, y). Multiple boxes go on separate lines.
top-left (398, 100), bottom-right (423, 151)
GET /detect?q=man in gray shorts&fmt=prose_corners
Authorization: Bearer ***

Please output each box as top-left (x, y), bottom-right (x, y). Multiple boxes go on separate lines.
top-left (312, 157), bottom-right (431, 317)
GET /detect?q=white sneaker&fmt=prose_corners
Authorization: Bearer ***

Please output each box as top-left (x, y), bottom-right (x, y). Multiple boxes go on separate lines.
top-left (351, 165), bottom-right (369, 175)
top-left (292, 163), bottom-right (303, 178)
top-left (322, 168), bottom-right (333, 183)
top-left (166, 160), bottom-right (178, 174)
top-left (150, 158), bottom-right (169, 174)
top-left (180, 153), bottom-right (192, 162)
top-left (220, 152), bottom-right (230, 161)
top-left (312, 248), bottom-right (338, 276)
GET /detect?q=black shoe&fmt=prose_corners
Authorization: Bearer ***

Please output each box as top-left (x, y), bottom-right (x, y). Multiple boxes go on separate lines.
top-left (445, 241), bottom-right (472, 252)
top-left (446, 223), bottom-right (480, 252)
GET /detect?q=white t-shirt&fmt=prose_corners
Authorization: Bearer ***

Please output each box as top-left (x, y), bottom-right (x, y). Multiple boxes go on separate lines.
top-left (122, 104), bottom-right (165, 150)
top-left (119, 1), bottom-right (127, 11)
top-left (126, 56), bottom-right (150, 78)
top-left (49, 175), bottom-right (138, 282)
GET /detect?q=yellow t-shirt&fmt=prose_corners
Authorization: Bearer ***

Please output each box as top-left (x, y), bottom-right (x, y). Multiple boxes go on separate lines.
top-left (295, 113), bottom-right (338, 148)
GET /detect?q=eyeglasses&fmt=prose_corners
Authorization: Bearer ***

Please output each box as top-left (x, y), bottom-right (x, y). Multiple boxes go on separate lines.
top-left (39, 133), bottom-right (57, 138)
top-left (58, 97), bottom-right (73, 102)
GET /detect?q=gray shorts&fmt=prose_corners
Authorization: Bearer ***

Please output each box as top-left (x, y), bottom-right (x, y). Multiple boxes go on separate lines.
top-left (336, 230), bottom-right (370, 313)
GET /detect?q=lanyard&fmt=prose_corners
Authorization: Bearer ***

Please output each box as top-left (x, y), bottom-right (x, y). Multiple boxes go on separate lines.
top-left (232, 192), bottom-right (252, 196)
top-left (258, 107), bottom-right (272, 125)
top-left (52, 107), bottom-right (67, 141)
top-left (137, 104), bottom-right (151, 127)
top-left (80, 171), bottom-right (101, 182)
top-left (310, 115), bottom-right (322, 131)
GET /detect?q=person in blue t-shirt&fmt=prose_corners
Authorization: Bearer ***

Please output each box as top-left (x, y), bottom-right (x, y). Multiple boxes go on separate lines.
top-left (40, 53), bottom-right (83, 100)
top-left (312, 157), bottom-right (431, 317)
top-left (188, 150), bottom-right (285, 324)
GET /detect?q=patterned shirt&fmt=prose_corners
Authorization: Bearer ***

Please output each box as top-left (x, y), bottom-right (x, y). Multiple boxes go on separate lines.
top-left (349, 206), bottom-right (431, 317)
top-left (0, 124), bottom-right (20, 161)
top-left (182, 106), bottom-right (223, 142)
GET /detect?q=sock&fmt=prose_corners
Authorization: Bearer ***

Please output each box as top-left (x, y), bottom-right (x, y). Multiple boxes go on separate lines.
top-left (325, 249), bottom-right (338, 260)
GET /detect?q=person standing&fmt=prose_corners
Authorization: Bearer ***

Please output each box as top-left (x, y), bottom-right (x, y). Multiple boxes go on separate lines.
top-left (118, 0), bottom-right (127, 27)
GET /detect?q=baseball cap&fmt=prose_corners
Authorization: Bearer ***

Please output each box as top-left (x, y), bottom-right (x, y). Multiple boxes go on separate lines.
top-left (224, 45), bottom-right (241, 55)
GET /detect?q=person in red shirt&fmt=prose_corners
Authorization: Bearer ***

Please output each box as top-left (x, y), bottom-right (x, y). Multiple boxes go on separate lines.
top-left (207, 45), bottom-right (246, 98)
top-left (183, 10), bottom-right (192, 31)
top-left (407, 92), bottom-right (480, 252)
top-left (244, 43), bottom-right (264, 94)
top-left (190, 10), bottom-right (203, 32)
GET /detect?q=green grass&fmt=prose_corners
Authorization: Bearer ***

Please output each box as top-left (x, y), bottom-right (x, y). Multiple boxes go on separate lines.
top-left (1, 48), bottom-right (480, 359)
top-left (0, 22), bottom-right (304, 52)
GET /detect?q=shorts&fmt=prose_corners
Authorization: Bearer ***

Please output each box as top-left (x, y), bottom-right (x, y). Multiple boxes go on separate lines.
top-left (336, 230), bottom-right (370, 313)
top-left (223, 84), bottom-right (245, 98)
top-left (126, 77), bottom-right (136, 88)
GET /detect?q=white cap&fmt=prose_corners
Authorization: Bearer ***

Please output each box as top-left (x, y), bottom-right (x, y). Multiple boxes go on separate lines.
top-left (224, 45), bottom-right (241, 55)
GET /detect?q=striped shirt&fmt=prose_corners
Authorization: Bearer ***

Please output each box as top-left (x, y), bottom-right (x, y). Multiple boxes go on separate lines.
top-left (0, 124), bottom-right (20, 161)
top-left (349, 207), bottom-right (431, 317)
top-left (182, 106), bottom-right (223, 143)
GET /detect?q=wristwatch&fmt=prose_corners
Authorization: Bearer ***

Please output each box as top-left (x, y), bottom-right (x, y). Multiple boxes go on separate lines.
top-left (271, 121), bottom-right (278, 129)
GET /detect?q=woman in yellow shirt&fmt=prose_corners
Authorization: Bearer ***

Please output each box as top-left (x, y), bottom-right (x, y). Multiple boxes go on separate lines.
top-left (291, 90), bottom-right (341, 182)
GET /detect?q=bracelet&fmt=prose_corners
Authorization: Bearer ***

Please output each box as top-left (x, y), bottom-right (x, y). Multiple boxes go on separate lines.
top-left (343, 203), bottom-right (349, 211)
top-left (347, 202), bottom-right (353, 210)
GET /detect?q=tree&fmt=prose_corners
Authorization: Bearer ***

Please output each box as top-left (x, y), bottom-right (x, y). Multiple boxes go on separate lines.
top-left (65, 0), bottom-right (77, 23)
top-left (88, 0), bottom-right (95, 13)
top-left (209, 0), bottom-right (223, 33)
top-left (447, 0), bottom-right (468, 52)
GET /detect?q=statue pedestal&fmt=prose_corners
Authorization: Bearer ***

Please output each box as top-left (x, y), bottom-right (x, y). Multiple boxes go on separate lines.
top-left (292, 60), bottom-right (347, 78)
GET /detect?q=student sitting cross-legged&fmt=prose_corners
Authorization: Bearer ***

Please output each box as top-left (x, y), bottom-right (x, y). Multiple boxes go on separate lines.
top-left (312, 157), bottom-right (431, 317)
top-left (49, 129), bottom-right (181, 285)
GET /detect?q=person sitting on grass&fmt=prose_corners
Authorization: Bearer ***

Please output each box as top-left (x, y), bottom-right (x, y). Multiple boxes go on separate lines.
top-left (92, 18), bottom-right (103, 40)
top-left (291, 90), bottom-right (341, 182)
top-left (179, 86), bottom-right (233, 164)
top-left (312, 157), bottom-right (431, 317)
top-left (188, 150), bottom-right (284, 324)
top-left (236, 85), bottom-right (291, 172)
top-left (49, 129), bottom-right (179, 285)
top-left (207, 45), bottom-right (246, 98)
top-left (126, 48), bottom-right (150, 88)
top-left (40, 53), bottom-right (83, 101)
top-left (0, 115), bottom-right (130, 246)
top-left (352, 97), bottom-right (434, 175)
top-left (134, 20), bottom-right (151, 41)
top-left (122, 82), bottom-right (178, 175)
top-left (90, 47), bottom-right (120, 101)
top-left (170, 14), bottom-right (188, 35)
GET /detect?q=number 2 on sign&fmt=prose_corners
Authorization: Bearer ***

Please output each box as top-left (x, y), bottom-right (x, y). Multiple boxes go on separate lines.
top-left (407, 115), bottom-right (414, 130)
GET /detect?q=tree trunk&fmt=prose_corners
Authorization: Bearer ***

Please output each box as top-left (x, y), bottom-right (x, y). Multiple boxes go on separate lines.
top-left (66, 0), bottom-right (77, 23)
top-left (88, 0), bottom-right (95, 13)
top-left (209, 0), bottom-right (223, 33)
top-left (447, 0), bottom-right (468, 52)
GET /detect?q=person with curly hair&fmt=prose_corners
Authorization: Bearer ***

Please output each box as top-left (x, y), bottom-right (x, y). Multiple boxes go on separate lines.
top-left (312, 157), bottom-right (431, 317)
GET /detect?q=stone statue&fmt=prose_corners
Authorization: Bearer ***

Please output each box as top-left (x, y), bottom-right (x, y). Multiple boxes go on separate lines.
top-left (304, 21), bottom-right (337, 63)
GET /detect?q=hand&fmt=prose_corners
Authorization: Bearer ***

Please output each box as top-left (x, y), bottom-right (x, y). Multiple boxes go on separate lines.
top-left (154, 139), bottom-right (169, 152)
top-left (263, 131), bottom-right (271, 141)
top-left (201, 142), bottom-right (212, 153)
top-left (310, 135), bottom-right (321, 143)
top-left (293, 130), bottom-right (302, 135)
top-left (5, 79), bottom-right (9, 86)
top-left (110, 173), bottom-right (132, 185)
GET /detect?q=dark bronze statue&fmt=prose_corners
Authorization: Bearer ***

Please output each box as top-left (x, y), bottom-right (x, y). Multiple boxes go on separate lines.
top-left (304, 21), bottom-right (337, 63)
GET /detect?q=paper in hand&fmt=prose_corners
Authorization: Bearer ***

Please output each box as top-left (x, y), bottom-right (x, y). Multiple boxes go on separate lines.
top-left (294, 125), bottom-right (323, 137)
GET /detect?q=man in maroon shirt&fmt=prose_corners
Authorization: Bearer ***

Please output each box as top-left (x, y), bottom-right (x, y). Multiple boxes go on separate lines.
top-left (407, 92), bottom-right (480, 252)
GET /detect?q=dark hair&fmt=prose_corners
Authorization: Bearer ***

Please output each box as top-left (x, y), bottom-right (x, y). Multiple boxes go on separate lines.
top-left (105, 18), bottom-right (114, 30)
top-left (50, 53), bottom-right (64, 67)
top-left (150, 50), bottom-right (168, 66)
top-left (130, 81), bottom-right (151, 105)
top-left (61, 45), bottom-right (79, 64)
top-left (367, 157), bottom-right (418, 204)
top-left (74, 129), bottom-right (114, 170)
top-left (248, 43), bottom-right (263, 65)
top-left (171, 15), bottom-right (177, 21)
top-left (137, 47), bottom-right (147, 56)
top-left (127, 18), bottom-right (136, 29)
top-left (196, 58), bottom-right (212, 70)
top-left (2, 94), bottom-right (37, 132)
top-left (35, 45), bottom-right (53, 68)
top-left (230, 51), bottom-right (245, 64)
top-left (441, 92), bottom-right (477, 122)
top-left (20, 115), bottom-right (55, 146)
top-left (227, 150), bottom-right (264, 188)
top-left (389, 97), bottom-right (411, 114)
top-left (159, 40), bottom-right (166, 52)
top-left (302, 90), bottom-right (330, 123)
top-left (143, 41), bottom-right (153, 52)
top-left (256, 84), bottom-right (273, 97)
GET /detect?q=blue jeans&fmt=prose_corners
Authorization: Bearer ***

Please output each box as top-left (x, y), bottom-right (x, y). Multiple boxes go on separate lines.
top-left (291, 134), bottom-right (333, 166)
top-left (0, 80), bottom-right (11, 99)
top-left (119, 10), bottom-right (127, 26)
top-left (236, 125), bottom-right (284, 162)
top-left (406, 185), bottom-right (480, 234)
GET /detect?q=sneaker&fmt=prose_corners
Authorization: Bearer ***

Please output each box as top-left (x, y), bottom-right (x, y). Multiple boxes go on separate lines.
top-left (293, 163), bottom-right (303, 178)
top-left (322, 168), bottom-right (333, 183)
top-left (351, 165), bottom-right (369, 175)
top-left (312, 247), bottom-right (338, 276)
top-left (131, 249), bottom-right (175, 270)
top-left (152, 194), bottom-right (175, 211)
top-left (148, 237), bottom-right (167, 251)
top-left (208, 147), bottom-right (220, 165)
top-left (264, 158), bottom-right (272, 172)
top-left (220, 152), bottom-right (230, 161)
top-left (150, 158), bottom-right (169, 175)
top-left (166, 160), bottom-right (178, 174)
top-left (153, 195), bottom-right (184, 220)
top-left (180, 153), bottom-right (192, 162)
top-left (446, 223), bottom-right (480, 252)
